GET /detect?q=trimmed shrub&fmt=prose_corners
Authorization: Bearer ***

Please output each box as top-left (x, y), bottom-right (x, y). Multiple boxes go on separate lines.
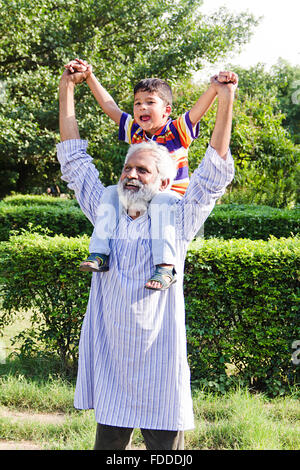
top-left (185, 236), bottom-right (300, 395)
top-left (0, 231), bottom-right (299, 394)
top-left (204, 204), bottom-right (300, 240)
top-left (1, 194), bottom-right (78, 207)
top-left (0, 203), bottom-right (93, 241)
top-left (0, 232), bottom-right (91, 367)
top-left (0, 196), bottom-right (298, 241)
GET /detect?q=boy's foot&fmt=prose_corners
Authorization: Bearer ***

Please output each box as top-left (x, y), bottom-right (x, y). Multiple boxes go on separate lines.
top-left (145, 266), bottom-right (177, 291)
top-left (79, 253), bottom-right (109, 272)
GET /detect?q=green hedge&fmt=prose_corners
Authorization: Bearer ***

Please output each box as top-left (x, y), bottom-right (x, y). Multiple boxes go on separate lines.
top-left (204, 204), bottom-right (300, 240)
top-left (1, 194), bottom-right (79, 207)
top-left (0, 232), bottom-right (91, 366)
top-left (185, 236), bottom-right (300, 395)
top-left (0, 196), bottom-right (298, 241)
top-left (0, 203), bottom-right (93, 241)
top-left (0, 232), bottom-right (299, 395)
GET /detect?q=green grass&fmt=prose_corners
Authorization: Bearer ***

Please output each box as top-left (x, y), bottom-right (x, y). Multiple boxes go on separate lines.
top-left (0, 374), bottom-right (75, 413)
top-left (188, 389), bottom-right (300, 450)
top-left (0, 367), bottom-right (299, 450)
top-left (0, 407), bottom-right (96, 450)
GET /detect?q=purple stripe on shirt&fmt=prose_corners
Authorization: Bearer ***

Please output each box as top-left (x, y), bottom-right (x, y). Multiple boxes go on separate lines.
top-left (185, 111), bottom-right (200, 139)
top-left (174, 165), bottom-right (189, 181)
top-left (118, 112), bottom-right (128, 142)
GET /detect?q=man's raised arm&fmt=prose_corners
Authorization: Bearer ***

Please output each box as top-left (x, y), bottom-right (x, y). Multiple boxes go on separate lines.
top-left (57, 69), bottom-right (105, 225)
top-left (210, 77), bottom-right (237, 159)
top-left (59, 69), bottom-right (87, 141)
top-left (176, 78), bottom-right (237, 243)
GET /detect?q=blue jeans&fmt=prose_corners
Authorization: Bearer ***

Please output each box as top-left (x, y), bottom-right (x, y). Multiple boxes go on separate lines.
top-left (89, 185), bottom-right (180, 266)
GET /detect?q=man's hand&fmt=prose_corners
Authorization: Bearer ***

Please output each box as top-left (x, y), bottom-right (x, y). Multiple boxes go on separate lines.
top-left (217, 71), bottom-right (238, 86)
top-left (210, 71), bottom-right (238, 95)
top-left (63, 58), bottom-right (93, 84)
top-left (209, 71), bottom-right (238, 159)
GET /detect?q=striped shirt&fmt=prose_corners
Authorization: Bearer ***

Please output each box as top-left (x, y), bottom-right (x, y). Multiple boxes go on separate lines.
top-left (119, 111), bottom-right (200, 196)
top-left (56, 139), bottom-right (234, 431)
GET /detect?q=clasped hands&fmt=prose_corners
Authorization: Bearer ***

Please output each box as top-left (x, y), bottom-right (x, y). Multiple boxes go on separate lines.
top-left (62, 58), bottom-right (238, 92)
top-left (62, 58), bottom-right (92, 84)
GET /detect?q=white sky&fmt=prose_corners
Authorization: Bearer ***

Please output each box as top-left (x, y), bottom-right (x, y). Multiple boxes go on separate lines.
top-left (196, 0), bottom-right (300, 76)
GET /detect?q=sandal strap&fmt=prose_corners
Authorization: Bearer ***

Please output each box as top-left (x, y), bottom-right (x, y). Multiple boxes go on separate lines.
top-left (87, 253), bottom-right (109, 266)
top-left (147, 266), bottom-right (176, 288)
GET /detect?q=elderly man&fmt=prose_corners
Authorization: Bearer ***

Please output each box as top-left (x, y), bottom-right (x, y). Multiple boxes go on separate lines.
top-left (57, 68), bottom-right (236, 450)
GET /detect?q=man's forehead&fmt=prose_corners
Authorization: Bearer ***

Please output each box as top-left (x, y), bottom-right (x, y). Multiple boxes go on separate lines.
top-left (125, 149), bottom-right (157, 165)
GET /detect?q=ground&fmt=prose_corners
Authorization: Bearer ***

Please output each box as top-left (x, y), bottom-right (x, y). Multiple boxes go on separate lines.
top-left (0, 406), bottom-right (65, 450)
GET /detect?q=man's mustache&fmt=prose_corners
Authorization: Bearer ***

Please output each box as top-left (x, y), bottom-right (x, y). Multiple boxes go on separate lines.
top-left (121, 178), bottom-right (143, 189)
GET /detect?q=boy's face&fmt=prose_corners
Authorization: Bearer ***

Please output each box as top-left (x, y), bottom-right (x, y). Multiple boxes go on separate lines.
top-left (133, 91), bottom-right (171, 136)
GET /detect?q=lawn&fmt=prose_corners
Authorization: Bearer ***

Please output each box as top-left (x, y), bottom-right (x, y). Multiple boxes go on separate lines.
top-left (1, 360), bottom-right (299, 450)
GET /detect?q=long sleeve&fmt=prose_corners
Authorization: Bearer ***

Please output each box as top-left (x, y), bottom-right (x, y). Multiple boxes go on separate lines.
top-left (176, 145), bottom-right (234, 242)
top-left (56, 139), bottom-right (105, 225)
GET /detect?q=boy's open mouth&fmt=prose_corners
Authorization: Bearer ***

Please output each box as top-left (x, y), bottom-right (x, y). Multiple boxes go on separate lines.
top-left (140, 115), bottom-right (151, 122)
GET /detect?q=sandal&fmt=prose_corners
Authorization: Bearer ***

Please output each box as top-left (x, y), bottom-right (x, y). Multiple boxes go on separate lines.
top-left (79, 253), bottom-right (109, 273)
top-left (145, 266), bottom-right (177, 291)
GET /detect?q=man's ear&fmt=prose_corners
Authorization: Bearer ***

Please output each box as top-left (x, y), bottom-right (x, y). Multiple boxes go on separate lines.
top-left (159, 178), bottom-right (170, 191)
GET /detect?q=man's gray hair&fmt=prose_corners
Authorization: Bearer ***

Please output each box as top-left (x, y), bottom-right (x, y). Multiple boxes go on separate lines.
top-left (125, 141), bottom-right (177, 187)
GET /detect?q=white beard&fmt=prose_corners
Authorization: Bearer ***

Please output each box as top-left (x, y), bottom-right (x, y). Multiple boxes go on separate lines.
top-left (117, 177), bottom-right (161, 215)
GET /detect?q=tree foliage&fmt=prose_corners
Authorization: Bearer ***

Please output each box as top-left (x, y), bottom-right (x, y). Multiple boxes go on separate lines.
top-left (231, 60), bottom-right (300, 144)
top-left (225, 61), bottom-right (300, 207)
top-left (0, 0), bottom-right (258, 196)
top-left (270, 60), bottom-right (300, 144)
top-left (172, 64), bottom-right (299, 208)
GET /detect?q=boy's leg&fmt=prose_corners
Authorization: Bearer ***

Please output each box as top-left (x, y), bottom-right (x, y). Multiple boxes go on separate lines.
top-left (80, 185), bottom-right (119, 272)
top-left (146, 190), bottom-right (180, 290)
top-left (150, 190), bottom-right (180, 265)
top-left (90, 185), bottom-right (120, 253)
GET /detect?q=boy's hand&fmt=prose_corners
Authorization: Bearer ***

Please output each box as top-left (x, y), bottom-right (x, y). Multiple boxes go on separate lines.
top-left (64, 58), bottom-right (93, 81)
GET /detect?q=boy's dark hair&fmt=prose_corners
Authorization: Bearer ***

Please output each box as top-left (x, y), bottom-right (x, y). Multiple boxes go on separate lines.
top-left (134, 78), bottom-right (173, 106)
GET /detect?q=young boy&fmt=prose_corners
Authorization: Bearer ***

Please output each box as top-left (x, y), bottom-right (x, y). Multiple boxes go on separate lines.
top-left (65, 58), bottom-right (237, 290)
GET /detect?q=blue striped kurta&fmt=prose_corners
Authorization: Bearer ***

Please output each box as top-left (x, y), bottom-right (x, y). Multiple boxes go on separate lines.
top-left (56, 139), bottom-right (234, 431)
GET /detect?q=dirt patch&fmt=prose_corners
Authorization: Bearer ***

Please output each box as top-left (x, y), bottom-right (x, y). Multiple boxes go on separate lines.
top-left (0, 407), bottom-right (146, 450)
top-left (0, 406), bottom-right (66, 425)
top-left (0, 406), bottom-right (66, 450)
top-left (0, 439), bottom-right (42, 450)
